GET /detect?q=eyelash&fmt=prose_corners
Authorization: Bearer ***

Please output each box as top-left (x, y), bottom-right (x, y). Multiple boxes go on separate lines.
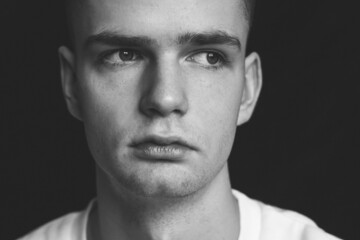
top-left (98, 49), bottom-right (142, 67)
top-left (98, 49), bottom-right (230, 70)
top-left (186, 50), bottom-right (229, 70)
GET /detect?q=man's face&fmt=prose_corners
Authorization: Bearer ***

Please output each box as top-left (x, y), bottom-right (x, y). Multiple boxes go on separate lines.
top-left (61, 0), bottom-right (260, 198)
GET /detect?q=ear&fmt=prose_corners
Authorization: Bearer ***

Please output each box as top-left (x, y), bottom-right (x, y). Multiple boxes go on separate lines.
top-left (237, 52), bottom-right (263, 126)
top-left (58, 46), bottom-right (83, 121)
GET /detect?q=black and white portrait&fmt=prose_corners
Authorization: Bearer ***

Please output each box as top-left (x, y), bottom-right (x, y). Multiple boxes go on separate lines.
top-left (1, 1), bottom-right (358, 239)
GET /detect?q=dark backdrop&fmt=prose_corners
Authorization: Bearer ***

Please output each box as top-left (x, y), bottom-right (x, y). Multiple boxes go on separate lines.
top-left (1, 1), bottom-right (359, 239)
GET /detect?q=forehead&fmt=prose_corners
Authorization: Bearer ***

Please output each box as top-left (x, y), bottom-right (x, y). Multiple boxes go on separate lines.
top-left (72, 0), bottom-right (248, 50)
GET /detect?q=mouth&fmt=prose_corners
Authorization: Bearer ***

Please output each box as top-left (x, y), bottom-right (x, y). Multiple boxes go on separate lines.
top-left (130, 136), bottom-right (197, 161)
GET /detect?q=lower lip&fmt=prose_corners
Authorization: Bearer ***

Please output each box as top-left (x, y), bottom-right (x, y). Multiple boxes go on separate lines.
top-left (131, 143), bottom-right (191, 161)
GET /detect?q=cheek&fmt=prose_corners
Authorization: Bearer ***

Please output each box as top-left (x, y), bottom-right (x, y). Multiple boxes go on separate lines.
top-left (192, 69), bottom-right (243, 126)
top-left (79, 67), bottom-right (139, 130)
top-left (190, 71), bottom-right (243, 163)
top-left (78, 73), bottom-right (138, 164)
top-left (81, 93), bottom-right (120, 166)
top-left (203, 104), bottom-right (239, 165)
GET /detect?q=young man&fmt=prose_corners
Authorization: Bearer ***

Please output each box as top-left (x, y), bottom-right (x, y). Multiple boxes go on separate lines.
top-left (19, 0), bottom-right (340, 239)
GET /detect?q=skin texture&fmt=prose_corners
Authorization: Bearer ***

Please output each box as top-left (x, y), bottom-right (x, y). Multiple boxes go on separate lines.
top-left (59, 0), bottom-right (262, 239)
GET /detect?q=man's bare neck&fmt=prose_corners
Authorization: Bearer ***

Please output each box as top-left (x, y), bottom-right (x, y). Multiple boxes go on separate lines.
top-left (88, 166), bottom-right (240, 240)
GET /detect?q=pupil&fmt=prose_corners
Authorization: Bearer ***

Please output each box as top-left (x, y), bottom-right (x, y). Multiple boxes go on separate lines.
top-left (207, 53), bottom-right (219, 64)
top-left (119, 51), bottom-right (134, 61)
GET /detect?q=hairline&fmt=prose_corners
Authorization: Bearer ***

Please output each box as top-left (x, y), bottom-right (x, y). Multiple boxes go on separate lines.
top-left (65, 0), bottom-right (256, 50)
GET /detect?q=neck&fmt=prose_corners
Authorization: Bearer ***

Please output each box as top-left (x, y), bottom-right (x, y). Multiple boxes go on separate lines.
top-left (89, 165), bottom-right (240, 240)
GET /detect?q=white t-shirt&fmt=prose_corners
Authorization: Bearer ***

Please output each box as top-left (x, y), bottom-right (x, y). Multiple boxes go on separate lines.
top-left (17, 190), bottom-right (341, 240)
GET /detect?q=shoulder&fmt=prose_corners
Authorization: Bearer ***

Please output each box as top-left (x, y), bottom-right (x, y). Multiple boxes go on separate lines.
top-left (16, 201), bottom-right (93, 240)
top-left (17, 212), bottom-right (84, 240)
top-left (232, 190), bottom-right (341, 240)
top-left (258, 202), bottom-right (339, 240)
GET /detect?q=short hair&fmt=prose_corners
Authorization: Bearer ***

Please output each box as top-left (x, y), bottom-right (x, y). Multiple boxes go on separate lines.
top-left (243, 0), bottom-right (257, 28)
top-left (64, 0), bottom-right (257, 48)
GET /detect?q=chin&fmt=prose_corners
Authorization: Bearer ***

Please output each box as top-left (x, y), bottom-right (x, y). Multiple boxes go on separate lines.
top-left (108, 162), bottom-right (211, 199)
top-left (96, 144), bottom-right (228, 199)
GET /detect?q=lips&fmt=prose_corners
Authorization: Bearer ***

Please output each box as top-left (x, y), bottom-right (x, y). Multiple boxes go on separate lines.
top-left (130, 136), bottom-right (196, 161)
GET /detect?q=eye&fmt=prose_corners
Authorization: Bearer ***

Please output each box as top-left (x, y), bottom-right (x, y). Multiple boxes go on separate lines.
top-left (102, 49), bottom-right (141, 66)
top-left (206, 52), bottom-right (221, 64)
top-left (186, 51), bottom-right (225, 68)
top-left (118, 50), bottom-right (136, 61)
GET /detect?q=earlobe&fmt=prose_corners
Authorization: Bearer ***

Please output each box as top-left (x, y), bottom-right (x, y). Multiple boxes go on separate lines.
top-left (237, 52), bottom-right (263, 126)
top-left (58, 46), bottom-right (83, 121)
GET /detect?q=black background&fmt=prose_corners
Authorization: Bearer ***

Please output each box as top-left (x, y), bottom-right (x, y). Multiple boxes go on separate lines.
top-left (1, 1), bottom-right (359, 239)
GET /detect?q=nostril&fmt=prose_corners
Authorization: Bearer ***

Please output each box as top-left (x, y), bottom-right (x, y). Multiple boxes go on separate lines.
top-left (143, 106), bottom-right (164, 117)
top-left (173, 109), bottom-right (184, 115)
top-left (139, 90), bottom-right (188, 118)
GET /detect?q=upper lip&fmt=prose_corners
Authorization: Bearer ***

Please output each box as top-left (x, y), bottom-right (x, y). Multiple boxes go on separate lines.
top-left (130, 135), bottom-right (198, 151)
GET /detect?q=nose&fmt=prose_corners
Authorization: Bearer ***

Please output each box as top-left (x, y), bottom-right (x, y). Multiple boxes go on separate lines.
top-left (139, 60), bottom-right (188, 118)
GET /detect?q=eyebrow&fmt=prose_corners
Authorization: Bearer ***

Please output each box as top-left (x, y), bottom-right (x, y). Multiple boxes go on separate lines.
top-left (85, 32), bottom-right (156, 48)
top-left (84, 30), bottom-right (241, 50)
top-left (177, 31), bottom-right (241, 50)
